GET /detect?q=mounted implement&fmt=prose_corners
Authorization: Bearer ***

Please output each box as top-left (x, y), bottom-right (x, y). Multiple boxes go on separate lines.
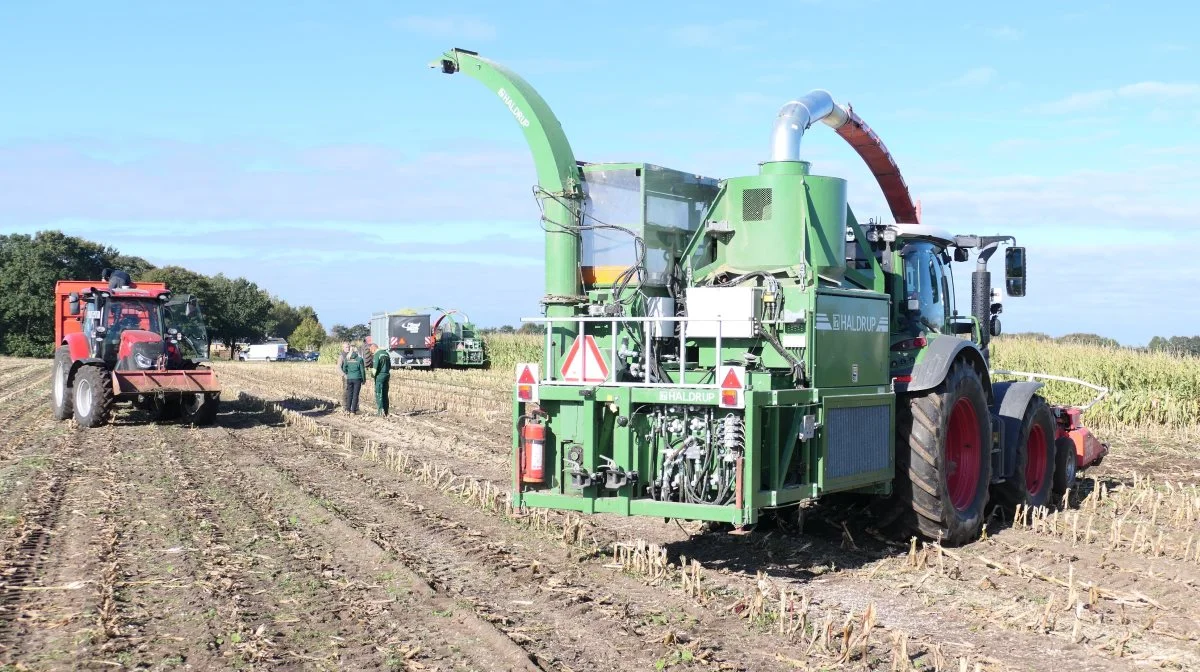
top-left (51, 269), bottom-right (221, 427)
top-left (434, 48), bottom-right (1109, 544)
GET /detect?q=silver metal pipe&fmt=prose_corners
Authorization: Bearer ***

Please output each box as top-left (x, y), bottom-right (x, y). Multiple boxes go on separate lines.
top-left (769, 90), bottom-right (850, 162)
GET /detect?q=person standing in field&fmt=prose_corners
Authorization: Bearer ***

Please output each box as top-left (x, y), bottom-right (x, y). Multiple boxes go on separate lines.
top-left (336, 342), bottom-right (350, 373)
top-left (340, 345), bottom-right (366, 414)
top-left (368, 343), bottom-right (391, 416)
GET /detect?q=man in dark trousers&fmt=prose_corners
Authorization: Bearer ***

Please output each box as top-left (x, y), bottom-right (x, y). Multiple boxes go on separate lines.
top-left (340, 345), bottom-right (366, 414)
top-left (367, 343), bottom-right (391, 416)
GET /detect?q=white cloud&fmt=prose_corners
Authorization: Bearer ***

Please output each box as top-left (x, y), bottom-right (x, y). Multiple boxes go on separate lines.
top-left (1034, 81), bottom-right (1200, 114)
top-left (988, 26), bottom-right (1023, 40)
top-left (1153, 42), bottom-right (1191, 54)
top-left (669, 19), bottom-right (767, 49)
top-left (395, 15), bottom-right (497, 41)
top-left (1115, 81), bottom-right (1200, 97)
top-left (950, 67), bottom-right (997, 87)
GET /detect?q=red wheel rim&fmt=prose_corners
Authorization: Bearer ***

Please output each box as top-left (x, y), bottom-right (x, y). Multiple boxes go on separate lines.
top-left (1024, 423), bottom-right (1048, 497)
top-left (946, 397), bottom-right (982, 511)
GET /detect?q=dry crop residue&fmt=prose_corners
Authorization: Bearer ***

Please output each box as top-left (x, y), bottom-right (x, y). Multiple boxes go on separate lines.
top-left (2, 355), bottom-right (1198, 670)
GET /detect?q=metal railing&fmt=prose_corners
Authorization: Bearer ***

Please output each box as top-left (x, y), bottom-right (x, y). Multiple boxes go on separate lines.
top-left (520, 315), bottom-right (758, 387)
top-left (989, 369), bottom-right (1110, 411)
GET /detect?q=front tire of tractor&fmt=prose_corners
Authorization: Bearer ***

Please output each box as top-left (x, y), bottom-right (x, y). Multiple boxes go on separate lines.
top-left (180, 393), bottom-right (219, 426)
top-left (72, 365), bottom-right (113, 428)
top-left (995, 396), bottom-right (1056, 509)
top-left (51, 346), bottom-right (74, 421)
top-left (893, 359), bottom-right (992, 546)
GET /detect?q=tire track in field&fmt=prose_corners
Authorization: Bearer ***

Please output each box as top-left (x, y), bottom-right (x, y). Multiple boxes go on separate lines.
top-left (226, 387), bottom-right (1013, 671)
top-left (168, 403), bottom-right (540, 671)
top-left (228, 369), bottom-right (1167, 670)
top-left (207, 389), bottom-right (820, 671)
top-left (0, 428), bottom-right (82, 659)
top-left (230, 417), bottom-right (809, 672)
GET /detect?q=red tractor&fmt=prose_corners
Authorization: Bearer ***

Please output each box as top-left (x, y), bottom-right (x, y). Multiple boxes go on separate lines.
top-left (50, 269), bottom-right (222, 427)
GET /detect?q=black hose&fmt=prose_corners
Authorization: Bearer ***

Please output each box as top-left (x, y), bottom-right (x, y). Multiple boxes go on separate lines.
top-left (758, 325), bottom-right (807, 387)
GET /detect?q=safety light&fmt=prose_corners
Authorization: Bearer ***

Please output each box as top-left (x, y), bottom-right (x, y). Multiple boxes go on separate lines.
top-left (718, 366), bottom-right (745, 409)
top-left (890, 336), bottom-right (928, 351)
top-left (515, 363), bottom-right (539, 403)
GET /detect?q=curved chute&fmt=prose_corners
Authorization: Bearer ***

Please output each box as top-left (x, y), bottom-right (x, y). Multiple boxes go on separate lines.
top-left (770, 91), bottom-right (919, 224)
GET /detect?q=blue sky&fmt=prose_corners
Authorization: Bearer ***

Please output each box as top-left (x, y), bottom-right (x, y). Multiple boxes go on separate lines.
top-left (1, 2), bottom-right (1197, 345)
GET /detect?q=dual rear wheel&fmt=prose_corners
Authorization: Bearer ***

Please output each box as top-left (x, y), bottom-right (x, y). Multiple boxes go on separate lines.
top-left (892, 360), bottom-right (1060, 546)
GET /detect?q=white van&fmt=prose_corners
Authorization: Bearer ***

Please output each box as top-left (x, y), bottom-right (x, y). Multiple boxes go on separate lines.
top-left (239, 342), bottom-right (287, 361)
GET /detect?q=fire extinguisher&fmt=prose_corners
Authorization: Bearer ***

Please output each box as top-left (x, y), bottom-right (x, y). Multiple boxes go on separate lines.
top-left (520, 417), bottom-right (546, 484)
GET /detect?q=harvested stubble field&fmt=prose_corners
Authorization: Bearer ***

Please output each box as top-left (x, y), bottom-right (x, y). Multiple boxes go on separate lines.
top-left (0, 349), bottom-right (1198, 671)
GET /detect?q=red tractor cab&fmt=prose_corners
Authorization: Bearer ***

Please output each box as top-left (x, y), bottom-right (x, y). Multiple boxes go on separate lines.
top-left (51, 269), bottom-right (222, 427)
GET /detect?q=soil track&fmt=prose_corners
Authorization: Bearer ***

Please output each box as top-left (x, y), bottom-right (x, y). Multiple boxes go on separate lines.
top-left (1, 356), bottom-right (1197, 670)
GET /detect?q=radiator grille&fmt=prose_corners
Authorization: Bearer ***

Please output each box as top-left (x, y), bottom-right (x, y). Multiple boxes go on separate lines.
top-left (825, 404), bottom-right (891, 480)
top-left (742, 188), bottom-right (773, 221)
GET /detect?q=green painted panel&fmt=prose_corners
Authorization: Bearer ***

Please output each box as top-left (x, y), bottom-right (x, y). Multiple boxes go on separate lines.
top-left (813, 289), bottom-right (891, 388)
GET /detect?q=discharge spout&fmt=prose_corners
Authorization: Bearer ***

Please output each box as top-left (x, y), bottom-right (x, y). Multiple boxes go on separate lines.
top-left (767, 90), bottom-right (920, 223)
top-left (769, 90), bottom-right (850, 162)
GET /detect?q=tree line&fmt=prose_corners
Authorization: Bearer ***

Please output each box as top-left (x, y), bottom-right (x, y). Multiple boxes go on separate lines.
top-left (0, 231), bottom-right (326, 358)
top-left (1010, 332), bottom-right (1200, 355)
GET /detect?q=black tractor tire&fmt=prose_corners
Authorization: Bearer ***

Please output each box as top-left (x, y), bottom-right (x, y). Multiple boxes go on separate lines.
top-left (143, 395), bottom-right (182, 421)
top-left (1053, 436), bottom-right (1078, 496)
top-left (994, 396), bottom-right (1057, 509)
top-left (72, 365), bottom-right (113, 428)
top-left (180, 393), bottom-right (219, 426)
top-left (51, 346), bottom-right (74, 421)
top-left (892, 359), bottom-right (992, 546)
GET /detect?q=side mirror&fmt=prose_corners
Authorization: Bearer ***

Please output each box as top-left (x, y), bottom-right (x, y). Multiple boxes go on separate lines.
top-left (953, 247), bottom-right (969, 263)
top-left (68, 293), bottom-right (80, 316)
top-left (185, 298), bottom-right (197, 317)
top-left (990, 316), bottom-right (1002, 337)
top-left (1005, 246), bottom-right (1026, 297)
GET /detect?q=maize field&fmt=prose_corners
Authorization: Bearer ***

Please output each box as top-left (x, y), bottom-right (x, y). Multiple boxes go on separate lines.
top-left (0, 348), bottom-right (1196, 670)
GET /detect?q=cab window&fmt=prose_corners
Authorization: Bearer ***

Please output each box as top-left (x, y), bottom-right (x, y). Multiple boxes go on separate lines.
top-left (901, 242), bottom-right (947, 333)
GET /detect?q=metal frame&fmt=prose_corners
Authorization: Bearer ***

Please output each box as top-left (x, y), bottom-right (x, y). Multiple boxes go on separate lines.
top-left (521, 315), bottom-right (754, 388)
top-left (989, 369), bottom-right (1109, 411)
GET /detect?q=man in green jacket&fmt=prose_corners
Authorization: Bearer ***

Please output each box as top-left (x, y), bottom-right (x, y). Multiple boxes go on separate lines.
top-left (340, 346), bottom-right (366, 414)
top-left (368, 343), bottom-right (391, 416)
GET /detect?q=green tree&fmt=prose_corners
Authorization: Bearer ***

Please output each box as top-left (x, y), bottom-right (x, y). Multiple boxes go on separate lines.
top-left (262, 296), bottom-right (320, 341)
top-left (1166, 336), bottom-right (1200, 357)
top-left (1057, 333), bottom-right (1120, 348)
top-left (141, 266), bottom-right (216, 308)
top-left (288, 316), bottom-right (326, 351)
top-left (330, 323), bottom-right (369, 342)
top-left (111, 254), bottom-right (156, 279)
top-left (0, 231), bottom-right (144, 357)
top-left (205, 274), bottom-right (272, 358)
top-left (265, 298), bottom-right (302, 340)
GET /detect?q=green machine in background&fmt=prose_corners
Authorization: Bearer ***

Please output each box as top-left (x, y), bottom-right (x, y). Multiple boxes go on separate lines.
top-left (431, 309), bottom-right (489, 368)
top-left (433, 48), bottom-right (1096, 546)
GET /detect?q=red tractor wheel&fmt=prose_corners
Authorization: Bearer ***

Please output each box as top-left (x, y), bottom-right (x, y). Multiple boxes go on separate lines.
top-left (995, 396), bottom-right (1056, 509)
top-left (893, 359), bottom-right (992, 546)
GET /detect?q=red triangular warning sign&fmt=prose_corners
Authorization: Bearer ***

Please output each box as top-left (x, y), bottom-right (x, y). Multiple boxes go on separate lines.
top-left (560, 335), bottom-right (609, 383)
top-left (720, 368), bottom-right (742, 389)
top-left (517, 365), bottom-right (537, 384)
